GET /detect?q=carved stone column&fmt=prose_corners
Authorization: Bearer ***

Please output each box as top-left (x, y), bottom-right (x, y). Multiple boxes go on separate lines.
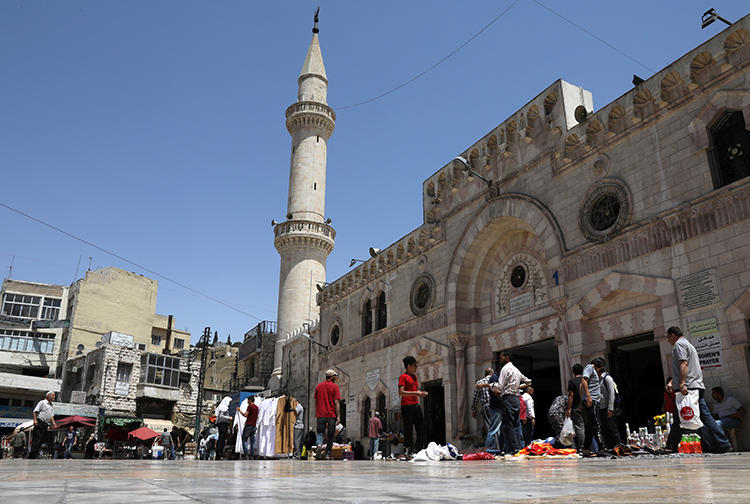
top-left (449, 335), bottom-right (470, 438)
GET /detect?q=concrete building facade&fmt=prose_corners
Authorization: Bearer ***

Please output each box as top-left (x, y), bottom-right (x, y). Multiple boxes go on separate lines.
top-left (57, 267), bottom-right (190, 376)
top-left (276, 16), bottom-right (750, 449)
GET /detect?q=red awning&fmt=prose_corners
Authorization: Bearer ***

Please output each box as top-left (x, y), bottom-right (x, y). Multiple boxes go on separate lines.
top-left (53, 415), bottom-right (96, 429)
top-left (127, 426), bottom-right (160, 441)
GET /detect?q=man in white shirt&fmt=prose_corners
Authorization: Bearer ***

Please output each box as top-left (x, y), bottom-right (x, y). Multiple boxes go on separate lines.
top-left (30, 391), bottom-right (57, 459)
top-left (711, 386), bottom-right (746, 431)
top-left (522, 386), bottom-right (535, 446)
top-left (491, 351), bottom-right (531, 454)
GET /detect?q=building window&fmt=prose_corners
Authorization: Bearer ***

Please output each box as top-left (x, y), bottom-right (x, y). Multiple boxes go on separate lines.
top-left (578, 178), bottom-right (632, 242)
top-left (173, 338), bottom-right (185, 349)
top-left (151, 334), bottom-right (162, 346)
top-left (41, 298), bottom-right (61, 320)
top-left (708, 110), bottom-right (750, 189)
top-left (330, 325), bottom-right (340, 346)
top-left (410, 274), bottom-right (435, 316)
top-left (1, 293), bottom-right (41, 318)
top-left (362, 300), bottom-right (373, 337)
top-left (141, 353), bottom-right (182, 388)
top-left (137, 343), bottom-right (146, 351)
top-left (116, 362), bottom-right (132, 382)
top-left (375, 292), bottom-right (387, 331)
top-left (0, 329), bottom-right (54, 353)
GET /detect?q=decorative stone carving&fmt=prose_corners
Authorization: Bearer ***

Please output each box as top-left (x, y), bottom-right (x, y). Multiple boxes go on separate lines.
top-left (496, 253), bottom-right (548, 319)
top-left (410, 274), bottom-right (435, 316)
top-left (578, 177), bottom-right (632, 243)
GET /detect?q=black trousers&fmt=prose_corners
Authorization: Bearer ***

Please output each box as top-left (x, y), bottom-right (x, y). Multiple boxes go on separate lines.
top-left (599, 409), bottom-right (622, 448)
top-left (582, 401), bottom-right (602, 451)
top-left (30, 422), bottom-right (50, 459)
top-left (402, 404), bottom-right (424, 451)
top-left (216, 422), bottom-right (229, 459)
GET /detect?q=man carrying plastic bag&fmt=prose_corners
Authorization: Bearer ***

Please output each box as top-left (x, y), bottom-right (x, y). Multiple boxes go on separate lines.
top-left (667, 326), bottom-right (731, 453)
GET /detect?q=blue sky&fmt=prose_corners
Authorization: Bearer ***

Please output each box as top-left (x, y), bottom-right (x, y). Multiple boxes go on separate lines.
top-left (1, 1), bottom-right (746, 342)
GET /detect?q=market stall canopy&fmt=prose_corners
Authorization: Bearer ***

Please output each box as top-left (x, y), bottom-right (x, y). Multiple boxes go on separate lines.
top-left (0, 417), bottom-right (32, 429)
top-left (12, 420), bottom-right (34, 434)
top-left (102, 416), bottom-right (142, 428)
top-left (53, 415), bottom-right (96, 429)
top-left (128, 426), bottom-right (160, 441)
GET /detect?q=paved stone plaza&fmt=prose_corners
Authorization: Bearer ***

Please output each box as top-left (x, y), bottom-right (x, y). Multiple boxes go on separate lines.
top-left (1, 454), bottom-right (748, 503)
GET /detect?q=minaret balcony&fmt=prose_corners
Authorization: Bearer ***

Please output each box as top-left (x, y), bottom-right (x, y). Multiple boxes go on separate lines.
top-left (285, 101), bottom-right (336, 138)
top-left (274, 219), bottom-right (336, 254)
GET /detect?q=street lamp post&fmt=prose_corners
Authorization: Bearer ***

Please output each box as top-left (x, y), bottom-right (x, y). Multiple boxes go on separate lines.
top-left (194, 326), bottom-right (211, 441)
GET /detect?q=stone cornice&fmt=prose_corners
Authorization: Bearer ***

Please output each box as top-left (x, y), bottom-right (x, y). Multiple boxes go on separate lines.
top-left (285, 101), bottom-right (336, 139)
top-left (273, 219), bottom-right (335, 254)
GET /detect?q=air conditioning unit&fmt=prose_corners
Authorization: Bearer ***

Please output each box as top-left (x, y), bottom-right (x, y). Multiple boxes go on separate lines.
top-left (137, 343), bottom-right (146, 351)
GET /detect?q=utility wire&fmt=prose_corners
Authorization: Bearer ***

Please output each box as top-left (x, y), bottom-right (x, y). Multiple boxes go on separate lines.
top-left (0, 200), bottom-right (263, 322)
top-left (532, 0), bottom-right (656, 74)
top-left (336, 0), bottom-right (521, 110)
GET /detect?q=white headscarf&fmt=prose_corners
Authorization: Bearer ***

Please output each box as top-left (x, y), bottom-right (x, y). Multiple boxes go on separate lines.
top-left (214, 396), bottom-right (231, 417)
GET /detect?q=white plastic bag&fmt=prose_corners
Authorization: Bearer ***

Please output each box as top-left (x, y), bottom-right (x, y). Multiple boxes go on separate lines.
top-left (560, 417), bottom-right (575, 446)
top-left (677, 389), bottom-right (704, 430)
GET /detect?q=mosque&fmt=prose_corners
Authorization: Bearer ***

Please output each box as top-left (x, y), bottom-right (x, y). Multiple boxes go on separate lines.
top-left (268, 13), bottom-right (750, 449)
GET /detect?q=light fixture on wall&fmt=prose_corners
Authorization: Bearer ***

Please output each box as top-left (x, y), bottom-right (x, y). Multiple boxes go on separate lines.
top-left (369, 247), bottom-right (381, 257)
top-left (453, 156), bottom-right (493, 188)
top-left (349, 258), bottom-right (366, 267)
top-left (701, 8), bottom-right (732, 29)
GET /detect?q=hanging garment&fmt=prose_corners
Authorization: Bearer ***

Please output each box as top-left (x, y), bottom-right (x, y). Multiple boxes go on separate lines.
top-left (257, 397), bottom-right (279, 458)
top-left (274, 396), bottom-right (297, 455)
top-left (234, 398), bottom-right (250, 454)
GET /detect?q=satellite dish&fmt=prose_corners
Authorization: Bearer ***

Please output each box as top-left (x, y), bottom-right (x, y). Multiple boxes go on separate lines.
top-left (75, 350), bottom-right (83, 356)
top-left (95, 341), bottom-right (103, 348)
top-left (574, 105), bottom-right (588, 123)
top-left (76, 344), bottom-right (85, 351)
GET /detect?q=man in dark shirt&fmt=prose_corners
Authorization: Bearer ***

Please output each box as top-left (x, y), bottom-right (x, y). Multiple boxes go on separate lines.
top-left (238, 395), bottom-right (259, 459)
top-left (566, 363), bottom-right (585, 450)
top-left (315, 369), bottom-right (341, 460)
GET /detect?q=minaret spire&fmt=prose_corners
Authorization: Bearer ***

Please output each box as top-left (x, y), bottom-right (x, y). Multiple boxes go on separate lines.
top-left (313, 7), bottom-right (319, 34)
top-left (270, 15), bottom-right (336, 390)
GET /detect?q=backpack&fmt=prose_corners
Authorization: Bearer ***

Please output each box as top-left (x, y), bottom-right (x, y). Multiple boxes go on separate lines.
top-left (602, 372), bottom-right (623, 415)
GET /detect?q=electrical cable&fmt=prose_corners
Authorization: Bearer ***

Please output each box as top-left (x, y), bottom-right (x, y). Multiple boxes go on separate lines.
top-left (336, 0), bottom-right (521, 110)
top-left (0, 200), bottom-right (264, 322)
top-left (531, 0), bottom-right (656, 74)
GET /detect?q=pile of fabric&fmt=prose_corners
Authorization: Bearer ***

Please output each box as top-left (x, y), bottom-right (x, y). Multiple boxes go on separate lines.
top-left (515, 442), bottom-right (579, 457)
top-left (410, 442), bottom-right (459, 462)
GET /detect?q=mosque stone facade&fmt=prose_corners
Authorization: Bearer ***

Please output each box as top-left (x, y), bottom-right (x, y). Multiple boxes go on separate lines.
top-left (276, 16), bottom-right (750, 449)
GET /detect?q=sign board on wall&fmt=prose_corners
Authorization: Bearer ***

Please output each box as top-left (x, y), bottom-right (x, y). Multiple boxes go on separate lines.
top-left (676, 269), bottom-right (721, 314)
top-left (391, 378), bottom-right (400, 407)
top-left (114, 381), bottom-right (130, 396)
top-left (70, 391), bottom-right (87, 404)
top-left (102, 331), bottom-right (135, 348)
top-left (365, 368), bottom-right (381, 391)
top-left (346, 394), bottom-right (357, 421)
top-left (688, 317), bottom-right (723, 369)
top-left (509, 292), bottom-right (534, 314)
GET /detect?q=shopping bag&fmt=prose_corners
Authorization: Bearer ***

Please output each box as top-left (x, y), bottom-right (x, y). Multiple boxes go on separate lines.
top-left (676, 389), bottom-right (704, 430)
top-left (559, 417), bottom-right (575, 446)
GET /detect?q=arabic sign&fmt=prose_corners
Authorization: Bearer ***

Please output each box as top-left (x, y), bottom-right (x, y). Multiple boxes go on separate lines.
top-left (509, 292), bottom-right (534, 314)
top-left (102, 331), bottom-right (135, 348)
top-left (346, 394), bottom-right (357, 420)
top-left (114, 381), bottom-right (130, 396)
top-left (0, 314), bottom-right (31, 327)
top-left (688, 317), bottom-right (723, 369)
top-left (676, 269), bottom-right (721, 314)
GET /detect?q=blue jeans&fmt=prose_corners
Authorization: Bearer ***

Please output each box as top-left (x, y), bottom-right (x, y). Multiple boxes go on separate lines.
top-left (316, 417), bottom-right (336, 456)
top-left (242, 425), bottom-right (256, 457)
top-left (369, 437), bottom-right (380, 459)
top-left (697, 396), bottom-right (731, 452)
top-left (484, 407), bottom-right (503, 450)
top-left (501, 395), bottom-right (522, 454)
top-left (64, 443), bottom-right (73, 459)
top-left (716, 417), bottom-right (741, 430)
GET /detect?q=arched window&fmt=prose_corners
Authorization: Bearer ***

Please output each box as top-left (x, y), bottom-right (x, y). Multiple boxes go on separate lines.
top-left (362, 300), bottom-right (373, 337)
top-left (362, 396), bottom-right (371, 437)
top-left (377, 392), bottom-right (387, 430)
top-left (708, 110), bottom-right (750, 189)
top-left (330, 325), bottom-right (340, 346)
top-left (375, 291), bottom-right (387, 330)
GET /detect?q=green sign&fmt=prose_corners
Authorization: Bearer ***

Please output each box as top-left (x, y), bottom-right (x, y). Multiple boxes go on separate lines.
top-left (32, 320), bottom-right (70, 329)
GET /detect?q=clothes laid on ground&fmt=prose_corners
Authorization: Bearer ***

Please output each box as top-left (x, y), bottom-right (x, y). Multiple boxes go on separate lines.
top-left (516, 442), bottom-right (578, 457)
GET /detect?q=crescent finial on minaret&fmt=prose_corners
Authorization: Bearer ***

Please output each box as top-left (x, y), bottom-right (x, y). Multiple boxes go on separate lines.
top-left (313, 7), bottom-right (320, 33)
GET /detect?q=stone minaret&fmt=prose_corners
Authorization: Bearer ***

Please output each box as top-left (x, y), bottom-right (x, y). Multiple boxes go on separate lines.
top-left (271, 13), bottom-right (335, 384)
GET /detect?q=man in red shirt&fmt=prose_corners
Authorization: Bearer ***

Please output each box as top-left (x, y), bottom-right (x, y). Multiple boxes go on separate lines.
top-left (399, 355), bottom-right (428, 454)
top-left (237, 395), bottom-right (259, 459)
top-left (315, 369), bottom-right (341, 460)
